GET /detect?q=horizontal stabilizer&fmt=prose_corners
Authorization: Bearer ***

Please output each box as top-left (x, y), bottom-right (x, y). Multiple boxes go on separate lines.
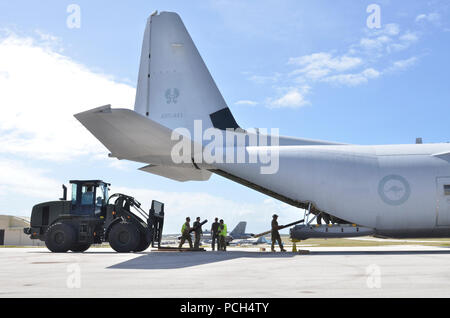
top-left (433, 151), bottom-right (450, 162)
top-left (74, 105), bottom-right (201, 167)
top-left (139, 165), bottom-right (211, 182)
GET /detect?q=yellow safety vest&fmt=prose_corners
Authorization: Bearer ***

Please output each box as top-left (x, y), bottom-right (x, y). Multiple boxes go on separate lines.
top-left (219, 224), bottom-right (227, 236)
top-left (181, 223), bottom-right (189, 234)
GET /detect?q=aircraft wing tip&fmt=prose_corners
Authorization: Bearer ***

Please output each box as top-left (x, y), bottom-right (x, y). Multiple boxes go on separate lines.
top-left (74, 105), bottom-right (112, 119)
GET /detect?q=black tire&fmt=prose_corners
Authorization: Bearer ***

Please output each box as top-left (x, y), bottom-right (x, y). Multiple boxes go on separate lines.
top-left (108, 222), bottom-right (140, 253)
top-left (45, 223), bottom-right (75, 253)
top-left (135, 231), bottom-right (151, 252)
top-left (70, 243), bottom-right (91, 253)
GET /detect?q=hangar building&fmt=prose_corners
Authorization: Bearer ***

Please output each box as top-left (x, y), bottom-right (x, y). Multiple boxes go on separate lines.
top-left (0, 215), bottom-right (44, 246)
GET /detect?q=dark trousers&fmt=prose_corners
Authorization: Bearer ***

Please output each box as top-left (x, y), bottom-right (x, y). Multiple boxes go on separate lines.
top-left (271, 231), bottom-right (284, 251)
top-left (218, 236), bottom-right (226, 251)
top-left (211, 234), bottom-right (218, 251)
top-left (194, 233), bottom-right (201, 249)
top-left (179, 233), bottom-right (193, 249)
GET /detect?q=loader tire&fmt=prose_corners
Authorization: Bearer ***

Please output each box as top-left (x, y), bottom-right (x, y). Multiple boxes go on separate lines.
top-left (71, 243), bottom-right (91, 253)
top-left (109, 222), bottom-right (140, 253)
top-left (45, 223), bottom-right (75, 253)
top-left (135, 231), bottom-right (151, 252)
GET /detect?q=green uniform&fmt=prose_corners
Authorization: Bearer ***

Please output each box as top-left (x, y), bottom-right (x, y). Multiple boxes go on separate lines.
top-left (211, 221), bottom-right (220, 251)
top-left (193, 221), bottom-right (203, 249)
top-left (218, 224), bottom-right (227, 251)
top-left (178, 222), bottom-right (193, 249)
top-left (271, 219), bottom-right (285, 252)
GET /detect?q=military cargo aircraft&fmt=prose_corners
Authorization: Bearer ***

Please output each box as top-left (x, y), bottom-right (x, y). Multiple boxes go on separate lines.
top-left (76, 11), bottom-right (450, 240)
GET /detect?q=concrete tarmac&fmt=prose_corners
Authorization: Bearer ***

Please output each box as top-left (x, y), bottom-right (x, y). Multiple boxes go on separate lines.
top-left (1, 245), bottom-right (450, 298)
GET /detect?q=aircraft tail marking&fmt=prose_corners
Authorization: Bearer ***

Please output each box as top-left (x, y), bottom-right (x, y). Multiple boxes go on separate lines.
top-left (134, 11), bottom-right (239, 138)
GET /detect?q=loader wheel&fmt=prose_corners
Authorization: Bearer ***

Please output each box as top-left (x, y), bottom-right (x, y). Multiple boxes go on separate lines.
top-left (109, 222), bottom-right (140, 253)
top-left (135, 231), bottom-right (151, 252)
top-left (45, 223), bottom-right (75, 253)
top-left (71, 243), bottom-right (91, 253)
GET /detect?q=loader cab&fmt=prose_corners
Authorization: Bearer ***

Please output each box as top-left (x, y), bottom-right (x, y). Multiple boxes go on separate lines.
top-left (70, 180), bottom-right (110, 217)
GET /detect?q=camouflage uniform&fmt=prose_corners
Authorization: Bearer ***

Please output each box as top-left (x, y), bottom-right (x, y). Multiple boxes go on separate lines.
top-left (193, 220), bottom-right (203, 249)
top-left (271, 218), bottom-right (285, 252)
top-left (178, 221), bottom-right (193, 249)
top-left (211, 221), bottom-right (220, 251)
top-left (218, 223), bottom-right (227, 251)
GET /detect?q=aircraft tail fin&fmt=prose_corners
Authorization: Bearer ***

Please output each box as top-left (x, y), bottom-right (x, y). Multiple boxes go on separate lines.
top-left (135, 11), bottom-right (240, 138)
top-left (230, 222), bottom-right (247, 237)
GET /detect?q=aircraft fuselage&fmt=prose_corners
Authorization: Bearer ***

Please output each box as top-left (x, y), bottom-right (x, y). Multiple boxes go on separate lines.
top-left (213, 143), bottom-right (450, 238)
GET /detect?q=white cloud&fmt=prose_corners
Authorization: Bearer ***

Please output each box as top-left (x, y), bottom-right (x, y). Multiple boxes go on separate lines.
top-left (360, 35), bottom-right (392, 50)
top-left (34, 30), bottom-right (63, 51)
top-left (268, 86), bottom-right (310, 109)
top-left (386, 57), bottom-right (419, 73)
top-left (358, 23), bottom-right (418, 54)
top-left (381, 23), bottom-right (401, 36)
top-left (108, 160), bottom-right (140, 171)
top-left (244, 17), bottom-right (425, 110)
top-left (289, 53), bottom-right (362, 80)
top-left (400, 32), bottom-right (419, 43)
top-left (358, 24), bottom-right (401, 52)
top-left (366, 23), bottom-right (401, 37)
top-left (415, 13), bottom-right (440, 24)
top-left (0, 158), bottom-right (61, 199)
top-left (0, 32), bottom-right (135, 162)
top-left (387, 31), bottom-right (419, 52)
top-left (235, 100), bottom-right (258, 106)
top-left (248, 73), bottom-right (280, 84)
top-left (323, 68), bottom-right (381, 87)
top-left (287, 22), bottom-right (421, 89)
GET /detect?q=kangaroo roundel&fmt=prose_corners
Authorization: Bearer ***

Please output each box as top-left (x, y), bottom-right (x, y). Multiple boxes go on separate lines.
top-left (378, 175), bottom-right (411, 206)
top-left (165, 88), bottom-right (180, 104)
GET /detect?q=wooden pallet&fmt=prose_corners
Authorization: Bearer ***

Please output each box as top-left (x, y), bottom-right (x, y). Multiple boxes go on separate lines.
top-left (157, 247), bottom-right (206, 252)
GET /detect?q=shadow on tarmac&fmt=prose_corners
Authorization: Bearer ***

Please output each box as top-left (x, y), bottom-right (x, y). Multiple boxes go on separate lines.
top-left (108, 251), bottom-right (297, 270)
top-left (108, 249), bottom-right (450, 270)
top-left (309, 250), bottom-right (450, 256)
top-left (29, 248), bottom-right (450, 269)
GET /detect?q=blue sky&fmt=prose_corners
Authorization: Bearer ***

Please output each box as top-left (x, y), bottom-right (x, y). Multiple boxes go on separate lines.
top-left (0, 0), bottom-right (449, 233)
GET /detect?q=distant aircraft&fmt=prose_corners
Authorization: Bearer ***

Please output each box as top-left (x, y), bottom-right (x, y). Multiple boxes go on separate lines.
top-left (229, 222), bottom-right (254, 239)
top-left (230, 236), bottom-right (271, 246)
top-left (76, 11), bottom-right (450, 240)
top-left (202, 222), bottom-right (251, 244)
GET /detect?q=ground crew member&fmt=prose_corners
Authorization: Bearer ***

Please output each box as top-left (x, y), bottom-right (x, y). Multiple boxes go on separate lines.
top-left (193, 217), bottom-right (203, 249)
top-left (218, 219), bottom-right (227, 251)
top-left (271, 214), bottom-right (286, 252)
top-left (178, 217), bottom-right (193, 249)
top-left (211, 218), bottom-right (220, 251)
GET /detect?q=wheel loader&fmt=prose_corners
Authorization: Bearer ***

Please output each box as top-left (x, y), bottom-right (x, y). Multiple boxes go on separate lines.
top-left (24, 180), bottom-right (164, 253)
